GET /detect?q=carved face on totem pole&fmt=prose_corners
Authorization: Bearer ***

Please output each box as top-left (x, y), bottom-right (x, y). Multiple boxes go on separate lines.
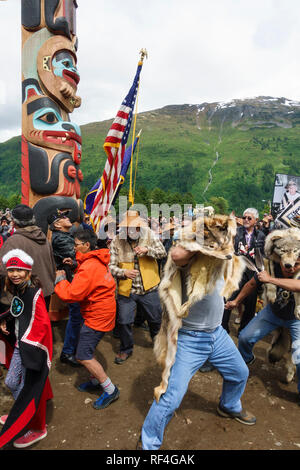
top-left (21, 0), bottom-right (83, 233)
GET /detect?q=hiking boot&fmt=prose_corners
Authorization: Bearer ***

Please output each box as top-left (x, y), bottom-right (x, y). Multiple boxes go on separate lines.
top-left (217, 404), bottom-right (256, 425)
top-left (114, 352), bottom-right (132, 364)
top-left (77, 380), bottom-right (101, 393)
top-left (13, 428), bottom-right (47, 448)
top-left (93, 386), bottom-right (120, 410)
top-left (0, 415), bottom-right (8, 425)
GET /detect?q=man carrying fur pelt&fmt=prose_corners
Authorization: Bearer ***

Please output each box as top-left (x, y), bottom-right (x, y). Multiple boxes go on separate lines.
top-left (137, 214), bottom-right (256, 451)
top-left (225, 227), bottom-right (300, 406)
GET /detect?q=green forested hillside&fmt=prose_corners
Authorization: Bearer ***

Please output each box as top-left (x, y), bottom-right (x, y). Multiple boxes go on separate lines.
top-left (1, 97), bottom-right (300, 214)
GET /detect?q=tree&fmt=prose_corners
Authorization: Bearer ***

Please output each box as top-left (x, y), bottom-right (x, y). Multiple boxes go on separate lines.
top-left (208, 196), bottom-right (229, 214)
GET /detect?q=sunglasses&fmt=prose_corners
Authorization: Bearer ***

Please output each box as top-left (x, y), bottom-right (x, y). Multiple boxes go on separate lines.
top-left (243, 216), bottom-right (253, 221)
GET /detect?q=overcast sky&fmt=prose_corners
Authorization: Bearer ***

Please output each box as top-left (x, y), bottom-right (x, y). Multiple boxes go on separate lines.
top-left (0, 0), bottom-right (300, 142)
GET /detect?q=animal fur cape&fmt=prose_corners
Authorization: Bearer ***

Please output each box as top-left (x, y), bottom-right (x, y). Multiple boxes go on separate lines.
top-left (153, 214), bottom-right (246, 402)
top-left (263, 227), bottom-right (300, 319)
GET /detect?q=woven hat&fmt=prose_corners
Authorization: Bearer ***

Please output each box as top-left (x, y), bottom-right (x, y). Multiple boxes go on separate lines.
top-left (119, 211), bottom-right (148, 228)
top-left (2, 249), bottom-right (34, 271)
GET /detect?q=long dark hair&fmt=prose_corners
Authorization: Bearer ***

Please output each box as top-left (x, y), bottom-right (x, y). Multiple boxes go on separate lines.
top-left (5, 273), bottom-right (42, 295)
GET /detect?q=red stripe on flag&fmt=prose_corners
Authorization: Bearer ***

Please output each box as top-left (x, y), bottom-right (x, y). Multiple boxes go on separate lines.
top-left (104, 136), bottom-right (122, 145)
top-left (117, 111), bottom-right (129, 119)
top-left (110, 123), bottom-right (125, 132)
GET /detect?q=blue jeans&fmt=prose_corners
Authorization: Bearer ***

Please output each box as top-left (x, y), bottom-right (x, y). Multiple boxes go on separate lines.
top-left (62, 302), bottom-right (83, 356)
top-left (141, 326), bottom-right (249, 450)
top-left (238, 303), bottom-right (300, 392)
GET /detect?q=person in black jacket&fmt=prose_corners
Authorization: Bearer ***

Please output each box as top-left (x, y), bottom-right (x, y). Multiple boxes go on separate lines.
top-left (48, 209), bottom-right (82, 367)
top-left (222, 208), bottom-right (266, 335)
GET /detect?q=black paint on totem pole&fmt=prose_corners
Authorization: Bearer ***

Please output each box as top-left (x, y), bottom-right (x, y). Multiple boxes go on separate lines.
top-left (21, 0), bottom-right (41, 29)
top-left (33, 196), bottom-right (83, 234)
top-left (22, 79), bottom-right (44, 104)
top-left (27, 98), bottom-right (62, 117)
top-left (44, 0), bottom-right (72, 39)
top-left (28, 144), bottom-right (74, 194)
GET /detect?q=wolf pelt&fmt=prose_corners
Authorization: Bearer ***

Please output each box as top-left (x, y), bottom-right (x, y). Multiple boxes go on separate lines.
top-left (263, 227), bottom-right (300, 383)
top-left (153, 214), bottom-right (246, 402)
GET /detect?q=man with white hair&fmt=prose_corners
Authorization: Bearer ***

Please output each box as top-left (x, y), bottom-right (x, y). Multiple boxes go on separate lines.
top-left (280, 180), bottom-right (300, 211)
top-left (222, 207), bottom-right (266, 335)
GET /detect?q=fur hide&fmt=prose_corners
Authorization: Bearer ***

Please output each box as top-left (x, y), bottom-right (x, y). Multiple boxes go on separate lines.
top-left (153, 214), bottom-right (246, 402)
top-left (262, 228), bottom-right (300, 383)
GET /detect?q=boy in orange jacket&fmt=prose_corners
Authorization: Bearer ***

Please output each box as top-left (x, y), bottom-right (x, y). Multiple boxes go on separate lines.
top-left (55, 228), bottom-right (119, 410)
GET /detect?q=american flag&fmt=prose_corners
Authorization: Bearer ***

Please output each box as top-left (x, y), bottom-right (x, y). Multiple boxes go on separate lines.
top-left (90, 61), bottom-right (143, 230)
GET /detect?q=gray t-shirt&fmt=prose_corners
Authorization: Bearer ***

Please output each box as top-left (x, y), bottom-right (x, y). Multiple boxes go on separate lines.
top-left (180, 266), bottom-right (225, 332)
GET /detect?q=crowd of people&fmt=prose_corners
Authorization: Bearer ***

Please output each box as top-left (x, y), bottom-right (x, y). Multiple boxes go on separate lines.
top-left (0, 202), bottom-right (299, 450)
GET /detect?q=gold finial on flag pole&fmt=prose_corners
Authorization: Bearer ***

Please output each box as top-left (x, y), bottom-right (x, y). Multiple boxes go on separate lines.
top-left (139, 48), bottom-right (148, 63)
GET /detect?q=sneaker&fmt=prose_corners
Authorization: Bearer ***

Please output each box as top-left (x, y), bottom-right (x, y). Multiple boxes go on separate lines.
top-left (13, 428), bottom-right (47, 448)
top-left (217, 404), bottom-right (256, 426)
top-left (114, 352), bottom-right (132, 364)
top-left (199, 361), bottom-right (215, 373)
top-left (77, 380), bottom-right (101, 393)
top-left (0, 415), bottom-right (8, 425)
top-left (60, 353), bottom-right (81, 367)
top-left (246, 355), bottom-right (256, 366)
top-left (93, 386), bottom-right (120, 410)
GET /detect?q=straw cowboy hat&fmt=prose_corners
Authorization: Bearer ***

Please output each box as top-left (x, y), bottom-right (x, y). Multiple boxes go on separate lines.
top-left (119, 210), bottom-right (148, 228)
top-left (162, 222), bottom-right (176, 232)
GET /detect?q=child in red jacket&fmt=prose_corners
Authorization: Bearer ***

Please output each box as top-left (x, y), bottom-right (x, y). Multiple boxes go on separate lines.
top-left (0, 249), bottom-right (53, 449)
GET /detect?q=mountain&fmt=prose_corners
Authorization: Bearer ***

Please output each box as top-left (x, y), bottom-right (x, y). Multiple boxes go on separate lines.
top-left (1, 96), bottom-right (300, 214)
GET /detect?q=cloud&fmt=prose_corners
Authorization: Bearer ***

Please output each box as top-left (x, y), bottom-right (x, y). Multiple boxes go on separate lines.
top-left (1, 0), bottom-right (300, 142)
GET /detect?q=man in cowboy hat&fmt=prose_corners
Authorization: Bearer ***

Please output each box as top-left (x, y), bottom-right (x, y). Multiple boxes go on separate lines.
top-left (109, 210), bottom-right (166, 364)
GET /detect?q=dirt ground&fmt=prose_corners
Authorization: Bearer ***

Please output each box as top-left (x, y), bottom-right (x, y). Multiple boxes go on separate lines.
top-left (1, 315), bottom-right (300, 452)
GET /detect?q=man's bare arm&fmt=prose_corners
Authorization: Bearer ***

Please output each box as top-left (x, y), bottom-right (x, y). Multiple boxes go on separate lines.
top-left (225, 277), bottom-right (257, 310)
top-left (257, 270), bottom-right (300, 292)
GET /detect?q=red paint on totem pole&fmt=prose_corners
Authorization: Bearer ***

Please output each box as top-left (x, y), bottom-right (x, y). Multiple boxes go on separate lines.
top-left (27, 88), bottom-right (38, 99)
top-left (77, 169), bottom-right (83, 182)
top-left (67, 166), bottom-right (77, 178)
top-left (21, 135), bottom-right (30, 206)
top-left (75, 179), bottom-right (80, 199)
top-left (62, 69), bottom-right (80, 86)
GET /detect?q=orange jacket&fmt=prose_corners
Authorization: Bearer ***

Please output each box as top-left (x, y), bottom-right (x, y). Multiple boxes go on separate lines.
top-left (55, 249), bottom-right (116, 332)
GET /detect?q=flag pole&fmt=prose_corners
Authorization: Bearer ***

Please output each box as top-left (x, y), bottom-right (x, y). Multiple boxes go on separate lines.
top-left (112, 130), bottom-right (142, 204)
top-left (128, 49), bottom-right (148, 206)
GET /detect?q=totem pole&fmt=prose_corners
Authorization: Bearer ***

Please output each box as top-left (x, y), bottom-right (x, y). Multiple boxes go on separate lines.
top-left (21, 0), bottom-right (83, 233)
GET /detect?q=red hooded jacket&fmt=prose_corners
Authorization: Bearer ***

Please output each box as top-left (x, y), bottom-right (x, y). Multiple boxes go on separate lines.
top-left (55, 248), bottom-right (116, 332)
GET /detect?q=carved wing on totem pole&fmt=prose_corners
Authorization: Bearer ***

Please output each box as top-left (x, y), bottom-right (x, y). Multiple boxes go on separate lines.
top-left (21, 0), bottom-right (83, 233)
